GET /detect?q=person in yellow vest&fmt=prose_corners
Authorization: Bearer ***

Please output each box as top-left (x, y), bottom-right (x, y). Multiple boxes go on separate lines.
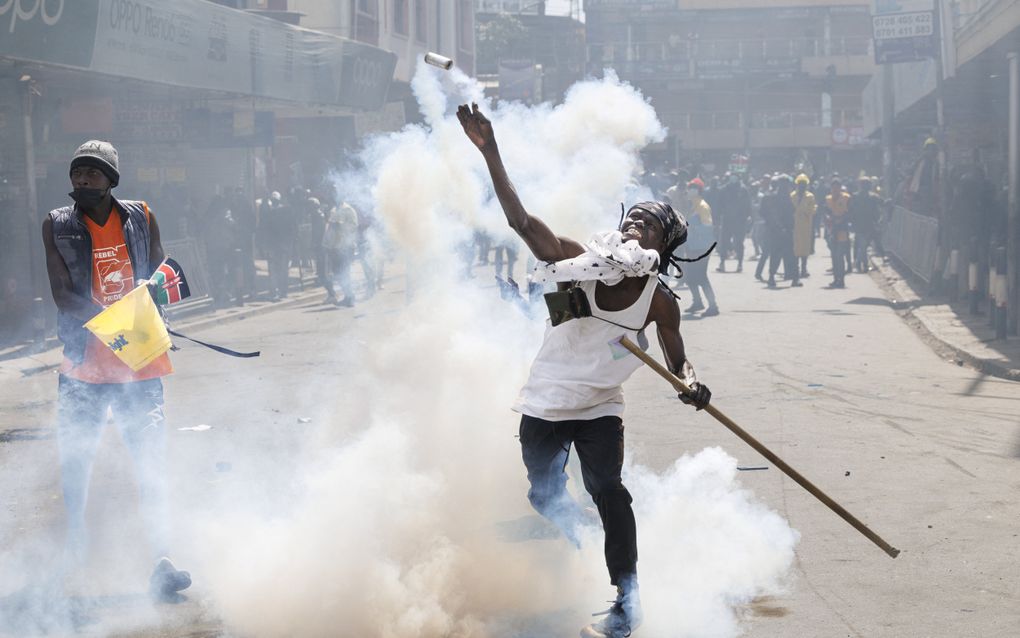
top-left (41, 141), bottom-right (191, 601)
top-left (791, 174), bottom-right (817, 278)
top-left (678, 178), bottom-right (719, 316)
top-left (825, 178), bottom-right (852, 288)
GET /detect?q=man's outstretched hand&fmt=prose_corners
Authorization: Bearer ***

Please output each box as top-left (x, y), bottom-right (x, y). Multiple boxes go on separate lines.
top-left (457, 103), bottom-right (495, 151)
top-left (680, 382), bottom-right (712, 410)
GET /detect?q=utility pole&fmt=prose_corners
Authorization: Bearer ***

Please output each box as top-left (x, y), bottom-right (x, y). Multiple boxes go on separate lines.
top-left (1008, 51), bottom-right (1019, 334)
top-left (933, 0), bottom-right (950, 274)
top-left (20, 73), bottom-right (45, 344)
top-left (881, 64), bottom-right (896, 196)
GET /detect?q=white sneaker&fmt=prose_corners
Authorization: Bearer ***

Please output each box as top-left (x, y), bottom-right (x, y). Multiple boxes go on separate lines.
top-left (580, 576), bottom-right (642, 638)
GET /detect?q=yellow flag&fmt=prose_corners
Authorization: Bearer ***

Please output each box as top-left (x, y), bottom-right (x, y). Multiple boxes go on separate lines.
top-left (84, 285), bottom-right (171, 371)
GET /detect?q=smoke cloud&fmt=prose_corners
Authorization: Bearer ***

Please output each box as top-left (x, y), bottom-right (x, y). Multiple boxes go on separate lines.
top-left (195, 62), bottom-right (798, 637)
top-left (0, 62), bottom-right (797, 637)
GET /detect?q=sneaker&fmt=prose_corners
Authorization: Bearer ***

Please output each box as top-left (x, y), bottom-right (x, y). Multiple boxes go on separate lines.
top-left (791, 281), bottom-right (803, 287)
top-left (581, 577), bottom-right (642, 638)
top-left (684, 303), bottom-right (705, 314)
top-left (702, 306), bottom-right (720, 317)
top-left (767, 278), bottom-right (777, 288)
top-left (826, 282), bottom-right (846, 289)
top-left (150, 557), bottom-right (191, 602)
top-left (715, 265), bottom-right (726, 273)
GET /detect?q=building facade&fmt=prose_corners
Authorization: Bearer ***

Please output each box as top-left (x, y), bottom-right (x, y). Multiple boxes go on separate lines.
top-left (0, 0), bottom-right (397, 341)
top-left (292, 1), bottom-right (477, 88)
top-left (585, 0), bottom-right (877, 175)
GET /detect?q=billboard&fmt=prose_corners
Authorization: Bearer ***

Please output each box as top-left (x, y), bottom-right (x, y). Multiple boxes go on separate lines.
top-left (0, 0), bottom-right (396, 111)
top-left (0, 0), bottom-right (100, 68)
top-left (872, 0), bottom-right (938, 64)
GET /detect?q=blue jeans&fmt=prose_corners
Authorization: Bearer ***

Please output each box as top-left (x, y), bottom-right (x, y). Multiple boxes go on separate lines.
top-left (57, 375), bottom-right (169, 562)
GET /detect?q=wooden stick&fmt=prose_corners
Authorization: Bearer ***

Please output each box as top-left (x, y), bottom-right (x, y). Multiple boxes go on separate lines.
top-left (617, 336), bottom-right (901, 559)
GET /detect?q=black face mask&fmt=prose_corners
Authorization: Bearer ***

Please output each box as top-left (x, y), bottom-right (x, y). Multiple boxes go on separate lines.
top-left (68, 187), bottom-right (108, 209)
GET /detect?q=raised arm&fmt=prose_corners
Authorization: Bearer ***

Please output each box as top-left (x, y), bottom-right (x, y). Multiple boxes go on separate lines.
top-left (649, 285), bottom-right (711, 409)
top-left (457, 103), bottom-right (583, 262)
top-left (41, 217), bottom-right (102, 322)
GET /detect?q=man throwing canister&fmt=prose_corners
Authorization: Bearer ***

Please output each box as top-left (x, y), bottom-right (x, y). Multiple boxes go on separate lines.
top-left (458, 104), bottom-right (711, 638)
top-left (41, 141), bottom-right (191, 601)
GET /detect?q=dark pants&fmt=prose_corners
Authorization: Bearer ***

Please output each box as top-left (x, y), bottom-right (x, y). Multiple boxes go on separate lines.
top-left (684, 259), bottom-right (717, 308)
top-left (831, 239), bottom-right (850, 286)
top-left (754, 231), bottom-right (772, 278)
top-left (268, 247), bottom-right (290, 297)
top-left (326, 247), bottom-right (356, 301)
top-left (494, 244), bottom-right (518, 280)
top-left (520, 414), bottom-right (637, 585)
top-left (238, 234), bottom-right (256, 296)
top-left (854, 227), bottom-right (880, 269)
top-left (768, 231), bottom-right (797, 282)
top-left (718, 225), bottom-right (744, 267)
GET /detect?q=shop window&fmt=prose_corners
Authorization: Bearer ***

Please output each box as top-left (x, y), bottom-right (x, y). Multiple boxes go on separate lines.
top-left (393, 0), bottom-right (409, 37)
top-left (751, 112), bottom-right (792, 129)
top-left (690, 112), bottom-right (713, 130)
top-left (791, 111), bottom-right (821, 127)
top-left (713, 112), bottom-right (741, 130)
top-left (415, 0), bottom-right (428, 43)
top-left (354, 0), bottom-right (379, 45)
top-left (458, 0), bottom-right (473, 52)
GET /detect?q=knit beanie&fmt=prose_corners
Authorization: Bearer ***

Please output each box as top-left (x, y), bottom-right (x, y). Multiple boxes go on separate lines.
top-left (70, 140), bottom-right (120, 187)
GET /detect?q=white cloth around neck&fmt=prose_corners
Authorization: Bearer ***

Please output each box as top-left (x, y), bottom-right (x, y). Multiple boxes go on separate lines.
top-left (530, 230), bottom-right (660, 286)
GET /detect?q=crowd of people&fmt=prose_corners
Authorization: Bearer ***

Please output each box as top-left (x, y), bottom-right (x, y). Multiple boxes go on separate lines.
top-left (644, 167), bottom-right (891, 316)
top-left (192, 187), bottom-right (384, 309)
top-left (459, 166), bottom-right (894, 320)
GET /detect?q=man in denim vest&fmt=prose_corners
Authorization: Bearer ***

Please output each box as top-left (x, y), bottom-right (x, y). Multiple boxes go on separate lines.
top-left (41, 141), bottom-right (191, 601)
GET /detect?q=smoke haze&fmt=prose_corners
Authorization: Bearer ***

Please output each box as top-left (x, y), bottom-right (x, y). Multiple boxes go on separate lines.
top-left (194, 62), bottom-right (798, 637)
top-left (0, 62), bottom-right (797, 638)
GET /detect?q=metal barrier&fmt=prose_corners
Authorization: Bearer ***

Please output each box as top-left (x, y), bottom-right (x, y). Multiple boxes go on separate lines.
top-left (882, 205), bottom-right (939, 283)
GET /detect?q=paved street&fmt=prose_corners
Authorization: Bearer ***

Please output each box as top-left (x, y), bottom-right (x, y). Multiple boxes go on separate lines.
top-left (1, 245), bottom-right (1018, 638)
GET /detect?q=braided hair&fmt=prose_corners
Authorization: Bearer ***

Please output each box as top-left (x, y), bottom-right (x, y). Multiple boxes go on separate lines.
top-left (620, 200), bottom-right (716, 299)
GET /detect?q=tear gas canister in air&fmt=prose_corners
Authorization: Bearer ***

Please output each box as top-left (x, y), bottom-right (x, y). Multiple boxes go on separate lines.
top-left (424, 52), bottom-right (453, 70)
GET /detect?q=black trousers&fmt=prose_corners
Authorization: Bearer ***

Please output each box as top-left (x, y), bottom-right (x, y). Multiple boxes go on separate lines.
top-left (519, 414), bottom-right (637, 585)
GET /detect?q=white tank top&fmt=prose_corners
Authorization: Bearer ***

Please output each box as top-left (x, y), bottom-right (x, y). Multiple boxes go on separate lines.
top-left (513, 276), bottom-right (658, 421)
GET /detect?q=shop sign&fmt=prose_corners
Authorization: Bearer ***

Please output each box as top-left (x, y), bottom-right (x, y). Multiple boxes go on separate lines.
top-left (728, 153), bottom-right (749, 174)
top-left (164, 166), bottom-right (186, 182)
top-left (0, 0), bottom-right (99, 67)
top-left (871, 0), bottom-right (937, 64)
top-left (136, 167), bottom-right (159, 182)
top-left (1, 0), bottom-right (395, 111)
top-left (831, 126), bottom-right (867, 147)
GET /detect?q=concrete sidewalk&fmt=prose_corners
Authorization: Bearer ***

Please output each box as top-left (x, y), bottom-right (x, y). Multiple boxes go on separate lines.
top-left (871, 257), bottom-right (1020, 381)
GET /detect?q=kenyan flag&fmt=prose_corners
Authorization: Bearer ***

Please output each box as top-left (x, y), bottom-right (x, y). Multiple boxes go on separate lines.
top-left (150, 258), bottom-right (191, 306)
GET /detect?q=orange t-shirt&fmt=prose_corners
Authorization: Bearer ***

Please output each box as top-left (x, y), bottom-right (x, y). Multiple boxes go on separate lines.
top-left (60, 206), bottom-right (173, 383)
